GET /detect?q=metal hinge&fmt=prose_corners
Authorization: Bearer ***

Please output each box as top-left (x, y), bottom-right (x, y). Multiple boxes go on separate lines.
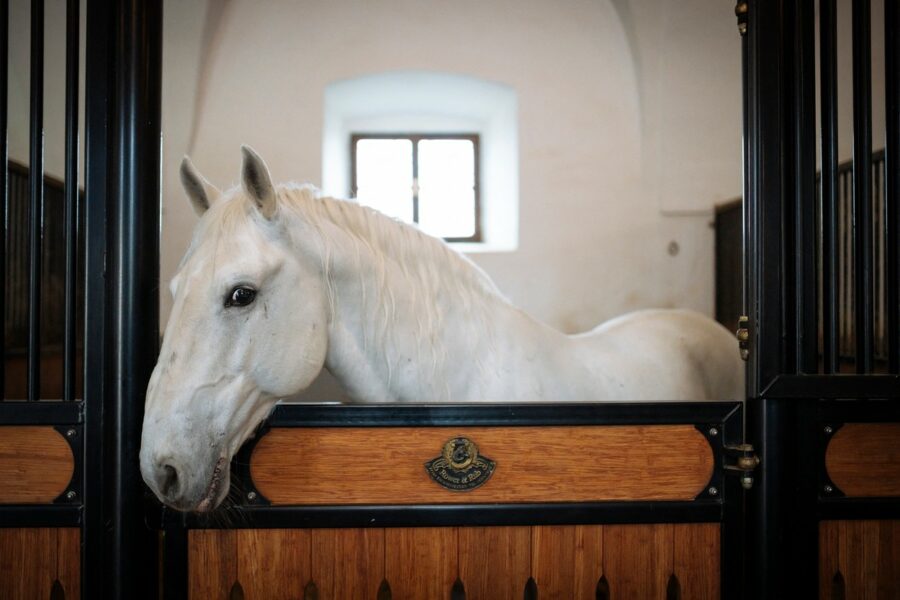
top-left (736, 315), bottom-right (750, 361)
top-left (724, 444), bottom-right (760, 489)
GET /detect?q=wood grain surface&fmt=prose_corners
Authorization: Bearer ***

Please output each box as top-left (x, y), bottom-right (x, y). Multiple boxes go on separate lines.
top-left (825, 423), bottom-right (900, 497)
top-left (186, 524), bottom-right (720, 598)
top-left (458, 526), bottom-right (531, 600)
top-left (0, 426), bottom-right (74, 503)
top-left (819, 520), bottom-right (900, 599)
top-left (0, 528), bottom-right (80, 600)
top-left (251, 425), bottom-right (713, 505)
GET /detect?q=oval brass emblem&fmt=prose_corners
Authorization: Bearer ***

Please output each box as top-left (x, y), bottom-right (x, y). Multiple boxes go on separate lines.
top-left (425, 437), bottom-right (495, 491)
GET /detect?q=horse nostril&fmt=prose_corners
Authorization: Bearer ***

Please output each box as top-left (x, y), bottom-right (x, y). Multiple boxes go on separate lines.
top-left (160, 463), bottom-right (180, 499)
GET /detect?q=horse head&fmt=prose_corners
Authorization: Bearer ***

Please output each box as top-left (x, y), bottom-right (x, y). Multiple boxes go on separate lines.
top-left (139, 146), bottom-right (329, 511)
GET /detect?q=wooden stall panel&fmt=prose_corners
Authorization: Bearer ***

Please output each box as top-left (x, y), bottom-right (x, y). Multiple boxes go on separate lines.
top-left (603, 524), bottom-right (674, 598)
top-left (825, 423), bottom-right (900, 497)
top-left (674, 523), bottom-right (720, 600)
top-left (0, 528), bottom-right (80, 600)
top-left (312, 528), bottom-right (385, 600)
top-left (458, 526), bottom-right (531, 600)
top-left (238, 529), bottom-right (311, 599)
top-left (251, 425), bottom-right (713, 505)
top-left (188, 530), bottom-right (237, 600)
top-left (819, 520), bottom-right (900, 599)
top-left (531, 525), bottom-right (603, 600)
top-left (0, 426), bottom-right (74, 503)
top-left (385, 528), bottom-right (458, 599)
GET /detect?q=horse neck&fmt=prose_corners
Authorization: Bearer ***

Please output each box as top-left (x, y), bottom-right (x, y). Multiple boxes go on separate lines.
top-left (286, 194), bottom-right (551, 401)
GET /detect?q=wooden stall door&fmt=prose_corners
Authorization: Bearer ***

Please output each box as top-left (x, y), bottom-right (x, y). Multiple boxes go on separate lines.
top-left (188, 524), bottom-right (720, 599)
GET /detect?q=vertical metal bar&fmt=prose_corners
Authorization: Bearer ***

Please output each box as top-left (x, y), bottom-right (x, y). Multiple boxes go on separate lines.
top-left (886, 0), bottom-right (900, 373)
top-left (64, 0), bottom-right (80, 401)
top-left (0, 0), bottom-right (8, 400)
top-left (792, 0), bottom-right (817, 373)
top-left (108, 0), bottom-right (162, 596)
top-left (852, 0), bottom-right (874, 372)
top-left (82, 0), bottom-right (112, 594)
top-left (28, 0), bottom-right (44, 401)
top-left (820, 0), bottom-right (839, 373)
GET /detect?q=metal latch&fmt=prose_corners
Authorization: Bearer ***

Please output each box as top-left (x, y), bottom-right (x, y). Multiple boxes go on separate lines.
top-left (724, 444), bottom-right (760, 490)
top-left (736, 315), bottom-right (749, 361)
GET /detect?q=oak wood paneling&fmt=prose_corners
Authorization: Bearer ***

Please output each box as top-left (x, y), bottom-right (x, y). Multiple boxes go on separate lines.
top-left (238, 529), bottom-right (310, 600)
top-left (825, 423), bottom-right (900, 497)
top-left (0, 528), bottom-right (79, 600)
top-left (311, 528), bottom-right (384, 600)
top-left (820, 520), bottom-right (900, 599)
top-left (458, 526), bottom-right (530, 600)
top-left (603, 524), bottom-right (673, 598)
top-left (531, 526), bottom-right (604, 599)
top-left (674, 523), bottom-right (719, 600)
top-left (384, 527), bottom-right (457, 599)
top-left (0, 426), bottom-right (74, 503)
top-left (252, 426), bottom-right (713, 505)
top-left (189, 530), bottom-right (237, 600)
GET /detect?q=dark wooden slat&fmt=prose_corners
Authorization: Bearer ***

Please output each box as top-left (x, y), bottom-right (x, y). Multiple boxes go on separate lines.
top-left (673, 523), bottom-right (719, 599)
top-left (188, 530), bottom-right (237, 600)
top-left (237, 529), bottom-right (310, 599)
top-left (311, 528), bottom-right (384, 600)
top-left (602, 524), bottom-right (673, 598)
top-left (384, 528), bottom-right (457, 599)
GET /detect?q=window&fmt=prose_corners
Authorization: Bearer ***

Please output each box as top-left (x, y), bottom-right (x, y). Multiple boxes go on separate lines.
top-left (351, 134), bottom-right (481, 242)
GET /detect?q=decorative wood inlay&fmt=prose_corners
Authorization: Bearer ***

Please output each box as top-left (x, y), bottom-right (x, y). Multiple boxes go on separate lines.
top-left (0, 426), bottom-right (74, 504)
top-left (0, 528), bottom-right (80, 600)
top-left (825, 423), bottom-right (900, 497)
top-left (251, 425), bottom-right (714, 504)
top-left (819, 520), bottom-right (900, 599)
top-left (458, 526), bottom-right (530, 600)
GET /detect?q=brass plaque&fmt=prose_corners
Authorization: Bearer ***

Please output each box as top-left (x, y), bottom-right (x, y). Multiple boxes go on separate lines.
top-left (425, 437), bottom-right (495, 491)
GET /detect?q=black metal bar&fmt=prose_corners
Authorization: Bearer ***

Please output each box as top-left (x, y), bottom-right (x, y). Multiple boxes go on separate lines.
top-left (820, 0), bottom-right (839, 373)
top-left (761, 374), bottom-right (900, 399)
top-left (886, 0), bottom-right (900, 374)
top-left (264, 401), bottom-right (742, 427)
top-left (0, 399), bottom-right (83, 424)
top-left (107, 0), bottom-right (163, 597)
top-left (82, 0), bottom-right (113, 595)
top-left (852, 0), bottom-right (875, 372)
top-left (27, 0), bottom-right (44, 401)
top-left (791, 0), bottom-right (817, 373)
top-left (63, 0), bottom-right (80, 402)
top-left (173, 500), bottom-right (724, 530)
top-left (0, 0), bottom-right (7, 401)
top-left (818, 498), bottom-right (900, 520)
top-left (0, 505), bottom-right (82, 528)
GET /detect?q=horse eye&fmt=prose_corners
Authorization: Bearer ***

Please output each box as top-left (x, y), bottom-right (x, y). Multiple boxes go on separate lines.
top-left (225, 286), bottom-right (257, 308)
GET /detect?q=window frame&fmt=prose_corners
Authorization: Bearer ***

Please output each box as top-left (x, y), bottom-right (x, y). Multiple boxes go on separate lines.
top-left (350, 133), bottom-right (482, 243)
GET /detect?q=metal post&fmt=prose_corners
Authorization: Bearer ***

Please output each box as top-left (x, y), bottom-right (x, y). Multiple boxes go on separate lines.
top-left (886, 0), bottom-right (899, 374)
top-left (852, 0), bottom-right (874, 373)
top-left (0, 0), bottom-right (8, 399)
top-left (820, 0), bottom-right (839, 373)
top-left (106, 0), bottom-right (163, 597)
top-left (27, 0), bottom-right (44, 401)
top-left (64, 0), bottom-right (80, 402)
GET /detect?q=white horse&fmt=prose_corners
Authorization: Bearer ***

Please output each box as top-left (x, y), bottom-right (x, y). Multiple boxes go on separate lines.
top-left (140, 146), bottom-right (744, 511)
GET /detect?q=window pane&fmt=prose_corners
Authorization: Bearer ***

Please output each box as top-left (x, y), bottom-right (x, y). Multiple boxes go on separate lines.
top-left (417, 139), bottom-right (476, 238)
top-left (355, 139), bottom-right (414, 223)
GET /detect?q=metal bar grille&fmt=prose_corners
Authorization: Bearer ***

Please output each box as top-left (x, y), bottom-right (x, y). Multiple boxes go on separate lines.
top-left (819, 0), bottom-right (839, 373)
top-left (27, 0), bottom-right (44, 400)
top-left (0, 0), bottom-right (7, 399)
top-left (886, 0), bottom-right (900, 374)
top-left (63, 0), bottom-right (80, 402)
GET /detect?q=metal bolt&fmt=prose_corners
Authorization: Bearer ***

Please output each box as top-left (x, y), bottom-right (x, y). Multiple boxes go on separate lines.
top-left (708, 486), bottom-right (719, 496)
top-left (65, 490), bottom-right (76, 500)
top-left (740, 475), bottom-right (754, 490)
top-left (823, 485), bottom-right (833, 494)
top-left (66, 428), bottom-right (76, 438)
top-left (247, 491), bottom-right (257, 501)
top-left (708, 427), bottom-right (719, 437)
top-left (824, 425), bottom-right (833, 435)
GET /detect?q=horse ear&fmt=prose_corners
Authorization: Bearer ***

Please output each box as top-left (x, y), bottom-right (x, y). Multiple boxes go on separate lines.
top-left (240, 145), bottom-right (276, 219)
top-left (180, 157), bottom-right (220, 216)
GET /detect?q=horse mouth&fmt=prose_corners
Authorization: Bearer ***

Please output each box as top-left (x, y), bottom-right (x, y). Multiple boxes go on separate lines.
top-left (195, 456), bottom-right (227, 513)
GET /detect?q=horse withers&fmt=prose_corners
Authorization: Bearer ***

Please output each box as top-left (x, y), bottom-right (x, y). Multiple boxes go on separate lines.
top-left (139, 146), bottom-right (743, 512)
